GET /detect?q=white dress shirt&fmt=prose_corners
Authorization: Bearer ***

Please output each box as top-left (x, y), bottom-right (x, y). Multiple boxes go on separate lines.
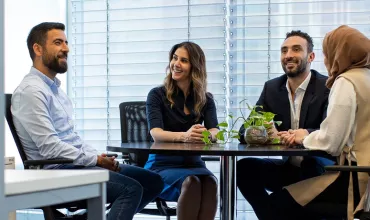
top-left (286, 72), bottom-right (311, 130)
top-left (286, 72), bottom-right (311, 166)
top-left (303, 77), bottom-right (357, 161)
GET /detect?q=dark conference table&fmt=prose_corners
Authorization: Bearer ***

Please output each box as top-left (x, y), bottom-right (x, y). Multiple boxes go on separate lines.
top-left (107, 142), bottom-right (329, 220)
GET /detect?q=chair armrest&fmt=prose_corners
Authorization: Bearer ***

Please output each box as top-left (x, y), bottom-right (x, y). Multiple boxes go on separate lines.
top-left (24, 159), bottom-right (74, 167)
top-left (325, 165), bottom-right (370, 173)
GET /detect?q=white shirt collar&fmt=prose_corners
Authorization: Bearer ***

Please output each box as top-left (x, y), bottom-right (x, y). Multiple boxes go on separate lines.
top-left (286, 71), bottom-right (312, 93)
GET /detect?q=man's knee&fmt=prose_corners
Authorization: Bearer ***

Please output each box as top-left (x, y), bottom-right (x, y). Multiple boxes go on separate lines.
top-left (149, 172), bottom-right (165, 194)
top-left (109, 172), bottom-right (143, 196)
top-left (237, 158), bottom-right (264, 177)
top-left (300, 157), bottom-right (327, 178)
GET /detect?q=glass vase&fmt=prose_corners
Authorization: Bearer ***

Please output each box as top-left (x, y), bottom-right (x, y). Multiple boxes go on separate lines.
top-left (244, 125), bottom-right (268, 145)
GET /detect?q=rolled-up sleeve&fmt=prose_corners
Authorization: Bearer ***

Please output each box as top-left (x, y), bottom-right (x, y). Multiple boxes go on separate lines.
top-left (12, 86), bottom-right (97, 166)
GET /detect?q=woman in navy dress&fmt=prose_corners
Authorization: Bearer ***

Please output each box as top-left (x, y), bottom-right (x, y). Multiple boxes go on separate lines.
top-left (144, 41), bottom-right (219, 220)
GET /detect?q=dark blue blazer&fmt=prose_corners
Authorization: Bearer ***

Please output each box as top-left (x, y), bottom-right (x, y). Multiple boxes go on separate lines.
top-left (239, 69), bottom-right (329, 144)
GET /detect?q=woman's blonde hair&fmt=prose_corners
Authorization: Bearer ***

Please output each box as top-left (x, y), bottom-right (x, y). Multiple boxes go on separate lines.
top-left (164, 42), bottom-right (207, 120)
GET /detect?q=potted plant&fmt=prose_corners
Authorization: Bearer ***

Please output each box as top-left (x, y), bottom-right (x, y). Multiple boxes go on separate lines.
top-left (201, 101), bottom-right (281, 145)
top-left (241, 104), bottom-right (281, 145)
top-left (201, 114), bottom-right (240, 145)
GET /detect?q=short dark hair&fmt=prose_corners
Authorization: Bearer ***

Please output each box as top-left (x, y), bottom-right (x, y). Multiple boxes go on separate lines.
top-left (27, 22), bottom-right (65, 61)
top-left (285, 30), bottom-right (314, 53)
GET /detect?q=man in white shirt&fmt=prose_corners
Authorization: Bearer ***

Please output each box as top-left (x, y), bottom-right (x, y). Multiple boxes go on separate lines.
top-left (236, 30), bottom-right (334, 219)
top-left (12, 22), bottom-right (164, 220)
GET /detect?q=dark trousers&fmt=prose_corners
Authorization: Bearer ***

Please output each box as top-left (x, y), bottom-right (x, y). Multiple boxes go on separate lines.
top-left (236, 157), bottom-right (348, 220)
top-left (52, 164), bottom-right (164, 220)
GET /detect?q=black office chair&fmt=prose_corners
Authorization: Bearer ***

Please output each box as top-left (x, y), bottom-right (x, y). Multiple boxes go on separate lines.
top-left (4, 93), bottom-right (102, 220)
top-left (118, 101), bottom-right (220, 219)
top-left (119, 101), bottom-right (177, 219)
top-left (119, 101), bottom-right (219, 164)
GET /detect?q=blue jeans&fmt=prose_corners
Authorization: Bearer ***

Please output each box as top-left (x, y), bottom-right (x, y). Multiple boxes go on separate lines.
top-left (51, 164), bottom-right (164, 220)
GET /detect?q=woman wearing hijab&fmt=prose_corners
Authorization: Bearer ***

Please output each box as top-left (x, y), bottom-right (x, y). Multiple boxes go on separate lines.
top-left (272, 25), bottom-right (370, 220)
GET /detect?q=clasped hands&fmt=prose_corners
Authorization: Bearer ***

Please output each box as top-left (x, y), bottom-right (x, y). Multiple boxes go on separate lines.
top-left (182, 124), bottom-right (212, 143)
top-left (277, 129), bottom-right (309, 147)
top-left (97, 153), bottom-right (120, 172)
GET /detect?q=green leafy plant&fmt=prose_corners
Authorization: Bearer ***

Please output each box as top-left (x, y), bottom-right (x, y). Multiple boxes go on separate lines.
top-left (240, 103), bottom-right (282, 144)
top-left (201, 130), bottom-right (212, 145)
top-left (215, 114), bottom-right (241, 144)
top-left (200, 100), bottom-right (283, 145)
top-left (241, 104), bottom-right (281, 127)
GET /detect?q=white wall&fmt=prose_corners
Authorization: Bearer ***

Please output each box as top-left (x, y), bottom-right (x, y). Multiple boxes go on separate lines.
top-left (4, 0), bottom-right (67, 168)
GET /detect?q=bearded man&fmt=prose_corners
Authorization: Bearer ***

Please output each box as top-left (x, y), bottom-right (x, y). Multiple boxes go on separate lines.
top-left (236, 30), bottom-right (335, 220)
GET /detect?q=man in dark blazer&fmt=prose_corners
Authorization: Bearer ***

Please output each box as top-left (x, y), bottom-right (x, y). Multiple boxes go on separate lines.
top-left (238, 68), bottom-right (328, 138)
top-left (236, 30), bottom-right (334, 220)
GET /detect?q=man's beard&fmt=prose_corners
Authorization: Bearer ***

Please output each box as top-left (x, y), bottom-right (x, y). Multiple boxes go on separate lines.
top-left (282, 57), bottom-right (307, 78)
top-left (42, 50), bottom-right (68, 73)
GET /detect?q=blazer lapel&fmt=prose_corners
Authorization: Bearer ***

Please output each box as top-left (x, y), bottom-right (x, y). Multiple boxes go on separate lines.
top-left (299, 73), bottom-right (316, 128)
top-left (278, 82), bottom-right (291, 130)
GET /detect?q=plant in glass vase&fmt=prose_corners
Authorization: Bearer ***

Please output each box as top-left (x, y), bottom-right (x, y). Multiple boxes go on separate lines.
top-left (200, 100), bottom-right (282, 145)
top-left (240, 103), bottom-right (282, 145)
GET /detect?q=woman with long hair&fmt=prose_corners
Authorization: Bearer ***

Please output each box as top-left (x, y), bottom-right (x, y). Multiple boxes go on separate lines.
top-left (144, 41), bottom-right (219, 220)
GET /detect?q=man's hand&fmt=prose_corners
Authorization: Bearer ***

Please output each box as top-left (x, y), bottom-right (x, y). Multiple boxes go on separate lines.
top-left (182, 124), bottom-right (207, 143)
top-left (265, 122), bottom-right (279, 138)
top-left (97, 155), bottom-right (120, 172)
top-left (277, 130), bottom-right (295, 146)
top-left (101, 153), bottom-right (116, 161)
top-left (277, 129), bottom-right (309, 146)
top-left (293, 129), bottom-right (309, 145)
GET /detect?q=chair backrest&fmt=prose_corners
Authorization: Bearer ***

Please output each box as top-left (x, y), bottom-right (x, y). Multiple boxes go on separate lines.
top-left (119, 101), bottom-right (151, 142)
top-left (4, 94), bottom-right (28, 164)
top-left (119, 101), bottom-right (151, 167)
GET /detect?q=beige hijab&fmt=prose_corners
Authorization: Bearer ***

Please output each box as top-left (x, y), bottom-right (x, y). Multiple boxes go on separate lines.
top-left (323, 25), bottom-right (370, 88)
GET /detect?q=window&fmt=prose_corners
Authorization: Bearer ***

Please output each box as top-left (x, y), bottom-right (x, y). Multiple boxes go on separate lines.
top-left (68, 0), bottom-right (370, 151)
top-left (68, 0), bottom-right (227, 150)
top-left (229, 0), bottom-right (370, 130)
top-left (68, 0), bottom-right (370, 217)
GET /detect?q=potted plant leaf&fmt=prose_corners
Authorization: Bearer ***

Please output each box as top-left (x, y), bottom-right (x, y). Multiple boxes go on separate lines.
top-left (215, 114), bottom-right (240, 144)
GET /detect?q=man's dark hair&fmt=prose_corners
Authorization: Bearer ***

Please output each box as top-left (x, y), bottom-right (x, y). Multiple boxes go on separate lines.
top-left (27, 22), bottom-right (65, 61)
top-left (285, 30), bottom-right (314, 53)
